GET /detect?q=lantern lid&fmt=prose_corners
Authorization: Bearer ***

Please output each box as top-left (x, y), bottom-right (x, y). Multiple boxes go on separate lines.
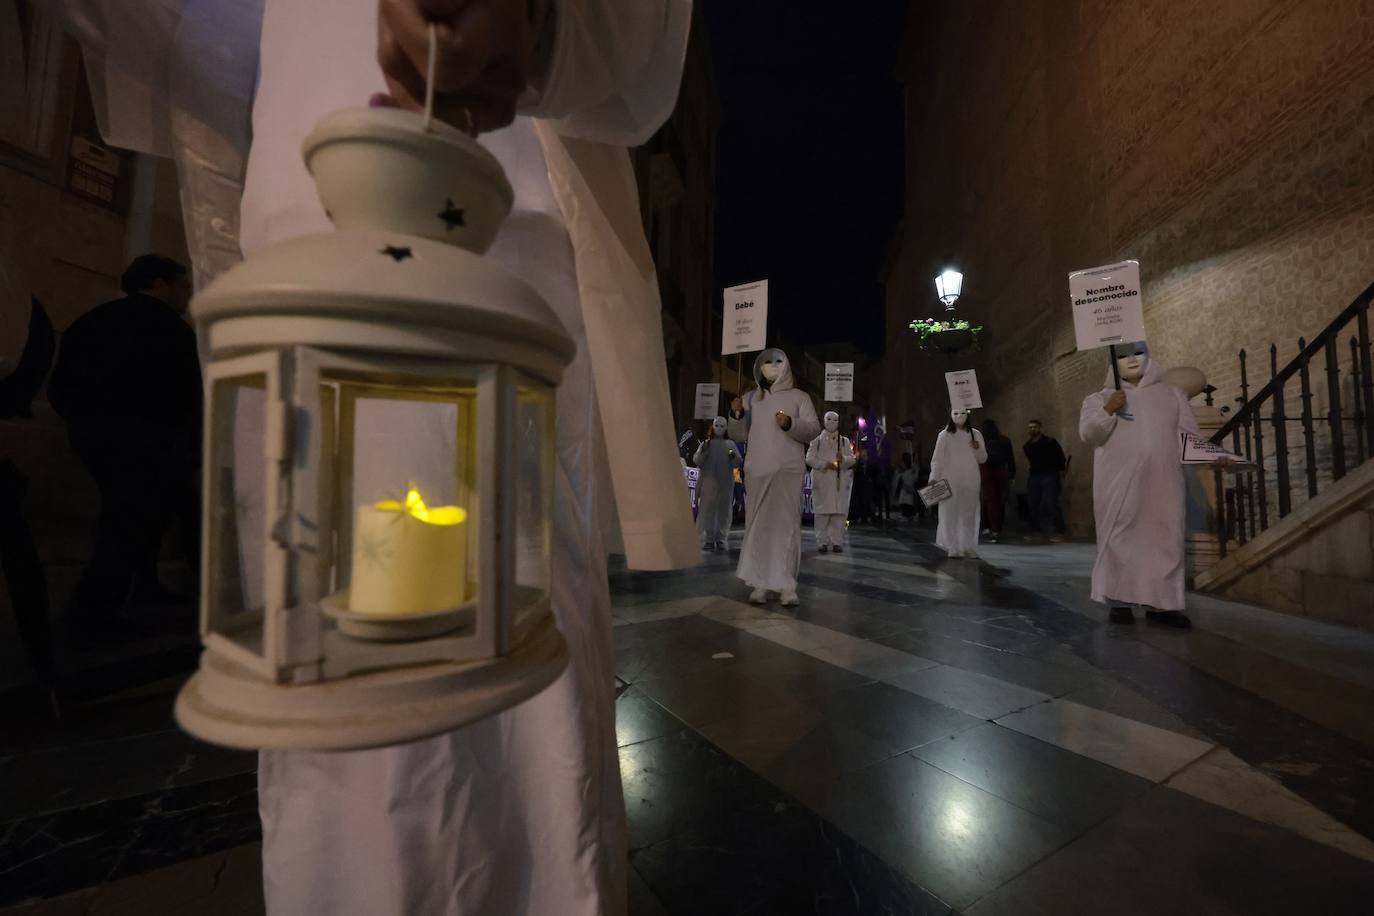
top-left (193, 107), bottom-right (574, 374)
top-left (193, 229), bottom-right (575, 369)
top-left (302, 107), bottom-right (513, 253)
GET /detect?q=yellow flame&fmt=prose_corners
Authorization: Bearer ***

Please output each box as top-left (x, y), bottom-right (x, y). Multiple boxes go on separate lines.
top-left (376, 487), bottom-right (466, 526)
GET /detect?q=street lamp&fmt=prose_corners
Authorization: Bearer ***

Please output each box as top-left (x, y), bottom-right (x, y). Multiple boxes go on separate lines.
top-left (935, 268), bottom-right (963, 310)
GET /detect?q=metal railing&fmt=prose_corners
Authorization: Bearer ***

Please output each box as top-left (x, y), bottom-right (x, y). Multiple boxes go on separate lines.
top-left (1210, 281), bottom-right (1374, 559)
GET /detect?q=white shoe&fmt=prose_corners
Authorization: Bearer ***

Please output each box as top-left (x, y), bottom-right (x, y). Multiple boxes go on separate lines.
top-left (749, 588), bottom-right (768, 605)
top-left (780, 591), bottom-right (799, 607)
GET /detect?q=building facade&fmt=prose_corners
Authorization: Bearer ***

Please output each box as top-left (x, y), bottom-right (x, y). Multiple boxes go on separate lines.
top-left (884, 0), bottom-right (1374, 536)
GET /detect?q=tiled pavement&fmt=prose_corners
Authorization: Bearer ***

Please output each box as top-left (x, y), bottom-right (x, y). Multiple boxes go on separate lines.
top-left (6, 523), bottom-right (1374, 913)
top-left (614, 524), bottom-right (1374, 914)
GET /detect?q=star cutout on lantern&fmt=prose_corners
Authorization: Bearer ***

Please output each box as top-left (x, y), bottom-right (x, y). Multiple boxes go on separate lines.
top-left (381, 244), bottom-right (413, 262)
top-left (437, 199), bottom-right (466, 231)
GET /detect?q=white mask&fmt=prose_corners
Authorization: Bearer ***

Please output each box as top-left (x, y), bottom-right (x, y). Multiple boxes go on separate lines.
top-left (712, 417), bottom-right (727, 437)
top-left (1117, 352), bottom-right (1146, 383)
top-left (950, 408), bottom-right (968, 427)
top-left (824, 411), bottom-right (839, 433)
top-left (760, 361), bottom-right (783, 382)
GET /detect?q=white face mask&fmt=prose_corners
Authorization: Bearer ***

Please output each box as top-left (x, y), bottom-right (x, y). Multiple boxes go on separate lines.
top-left (760, 360), bottom-right (784, 382)
top-left (712, 418), bottom-right (727, 437)
top-left (950, 409), bottom-right (968, 427)
top-left (1117, 352), bottom-right (1146, 383)
top-left (824, 412), bottom-right (839, 433)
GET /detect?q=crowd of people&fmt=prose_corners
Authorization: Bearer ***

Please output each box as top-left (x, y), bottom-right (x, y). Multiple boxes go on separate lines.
top-left (686, 341), bottom-right (1206, 630)
top-left (685, 394), bottom-right (1073, 560)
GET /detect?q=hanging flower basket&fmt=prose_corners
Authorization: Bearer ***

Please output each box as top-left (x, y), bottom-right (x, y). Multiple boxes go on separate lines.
top-left (909, 318), bottom-right (983, 354)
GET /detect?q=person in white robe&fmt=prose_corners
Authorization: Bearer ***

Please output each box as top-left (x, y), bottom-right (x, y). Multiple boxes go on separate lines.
top-left (694, 415), bottom-right (741, 551)
top-left (61, 1), bottom-right (698, 913)
top-left (728, 349), bottom-right (820, 606)
top-left (1080, 343), bottom-right (1204, 628)
top-left (806, 410), bottom-right (855, 553)
top-left (930, 407), bottom-right (986, 558)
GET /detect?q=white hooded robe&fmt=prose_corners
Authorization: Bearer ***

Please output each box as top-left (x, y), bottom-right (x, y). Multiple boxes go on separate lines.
top-left (930, 425), bottom-right (986, 557)
top-left (1080, 358), bottom-right (1200, 611)
top-left (61, 1), bottom-right (698, 913)
top-left (728, 350), bottom-right (820, 592)
top-left (806, 429), bottom-right (855, 547)
top-left (694, 427), bottom-right (741, 546)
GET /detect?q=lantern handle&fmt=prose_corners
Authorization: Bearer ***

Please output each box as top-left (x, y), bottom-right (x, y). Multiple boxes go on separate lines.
top-left (421, 23), bottom-right (475, 136)
top-left (423, 23), bottom-right (438, 132)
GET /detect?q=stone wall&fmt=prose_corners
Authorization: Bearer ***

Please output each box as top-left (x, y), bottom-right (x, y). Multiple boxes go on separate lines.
top-left (1204, 460), bottom-right (1374, 629)
top-left (884, 0), bottom-right (1374, 534)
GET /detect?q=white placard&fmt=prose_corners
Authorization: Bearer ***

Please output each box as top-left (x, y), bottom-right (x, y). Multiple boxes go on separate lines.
top-left (1180, 432), bottom-right (1250, 466)
top-left (945, 369), bottom-right (983, 409)
top-left (824, 362), bottom-right (854, 402)
top-left (722, 279), bottom-right (769, 355)
top-left (1069, 260), bottom-right (1147, 352)
top-left (693, 383), bottom-right (721, 420)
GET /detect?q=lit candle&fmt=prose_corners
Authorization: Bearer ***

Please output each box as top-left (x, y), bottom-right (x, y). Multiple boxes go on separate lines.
top-left (349, 487), bottom-right (467, 615)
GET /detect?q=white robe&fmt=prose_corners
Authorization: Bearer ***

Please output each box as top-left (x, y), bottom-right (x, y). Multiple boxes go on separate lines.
top-left (805, 432), bottom-right (856, 516)
top-left (930, 426), bottom-right (986, 557)
top-left (693, 435), bottom-right (740, 545)
top-left (62, 2), bottom-right (696, 913)
top-left (729, 363), bottom-right (820, 593)
top-left (1080, 359), bottom-right (1200, 611)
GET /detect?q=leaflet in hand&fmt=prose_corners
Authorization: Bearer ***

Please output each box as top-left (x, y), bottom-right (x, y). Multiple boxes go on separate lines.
top-left (1180, 432), bottom-right (1250, 467)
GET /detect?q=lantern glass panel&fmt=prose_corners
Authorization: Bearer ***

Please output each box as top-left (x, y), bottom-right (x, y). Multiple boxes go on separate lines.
top-left (328, 371), bottom-right (480, 616)
top-left (205, 370), bottom-right (270, 657)
top-left (513, 384), bottom-right (555, 631)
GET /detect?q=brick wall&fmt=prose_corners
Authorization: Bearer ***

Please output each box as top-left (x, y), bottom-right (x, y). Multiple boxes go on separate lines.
top-left (884, 0), bottom-right (1374, 533)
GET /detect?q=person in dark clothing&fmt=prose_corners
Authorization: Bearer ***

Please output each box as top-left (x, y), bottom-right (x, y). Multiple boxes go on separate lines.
top-left (47, 255), bottom-right (202, 634)
top-left (0, 294), bottom-right (57, 687)
top-left (979, 419), bottom-right (1015, 542)
top-left (1023, 418), bottom-right (1067, 541)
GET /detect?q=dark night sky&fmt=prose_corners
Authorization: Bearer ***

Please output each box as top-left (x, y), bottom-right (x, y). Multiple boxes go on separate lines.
top-left (702, 0), bottom-right (908, 358)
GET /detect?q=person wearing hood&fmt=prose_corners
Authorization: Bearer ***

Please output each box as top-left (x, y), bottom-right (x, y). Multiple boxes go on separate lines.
top-left (930, 407), bottom-right (986, 557)
top-left (694, 416), bottom-right (742, 552)
top-left (728, 348), bottom-right (821, 605)
top-left (1080, 343), bottom-right (1208, 628)
top-left (61, 0), bottom-right (699, 912)
top-left (806, 411), bottom-right (856, 553)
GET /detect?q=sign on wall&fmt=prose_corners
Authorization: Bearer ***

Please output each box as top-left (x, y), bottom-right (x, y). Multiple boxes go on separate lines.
top-left (722, 279), bottom-right (768, 355)
top-left (824, 362), bottom-right (854, 402)
top-left (693, 383), bottom-right (721, 420)
top-left (945, 369), bottom-right (983, 410)
top-left (1068, 260), bottom-right (1147, 352)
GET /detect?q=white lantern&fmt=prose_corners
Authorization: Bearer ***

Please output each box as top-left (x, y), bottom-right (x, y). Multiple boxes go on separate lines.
top-left (174, 108), bottom-right (573, 751)
top-left (935, 268), bottom-right (963, 310)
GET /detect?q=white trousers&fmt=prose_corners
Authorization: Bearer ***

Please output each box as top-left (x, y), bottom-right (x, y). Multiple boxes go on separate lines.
top-left (816, 513), bottom-right (846, 547)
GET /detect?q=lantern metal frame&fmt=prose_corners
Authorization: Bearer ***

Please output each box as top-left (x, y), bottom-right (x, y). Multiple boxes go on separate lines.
top-left (174, 107), bottom-right (575, 751)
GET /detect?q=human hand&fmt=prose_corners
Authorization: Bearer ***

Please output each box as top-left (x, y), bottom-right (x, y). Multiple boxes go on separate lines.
top-left (970, 438), bottom-right (980, 450)
top-left (375, 0), bottom-right (535, 135)
top-left (774, 411), bottom-right (792, 430)
top-left (1105, 391), bottom-right (1127, 416)
top-left (829, 459), bottom-right (841, 471)
top-left (731, 396), bottom-right (743, 414)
